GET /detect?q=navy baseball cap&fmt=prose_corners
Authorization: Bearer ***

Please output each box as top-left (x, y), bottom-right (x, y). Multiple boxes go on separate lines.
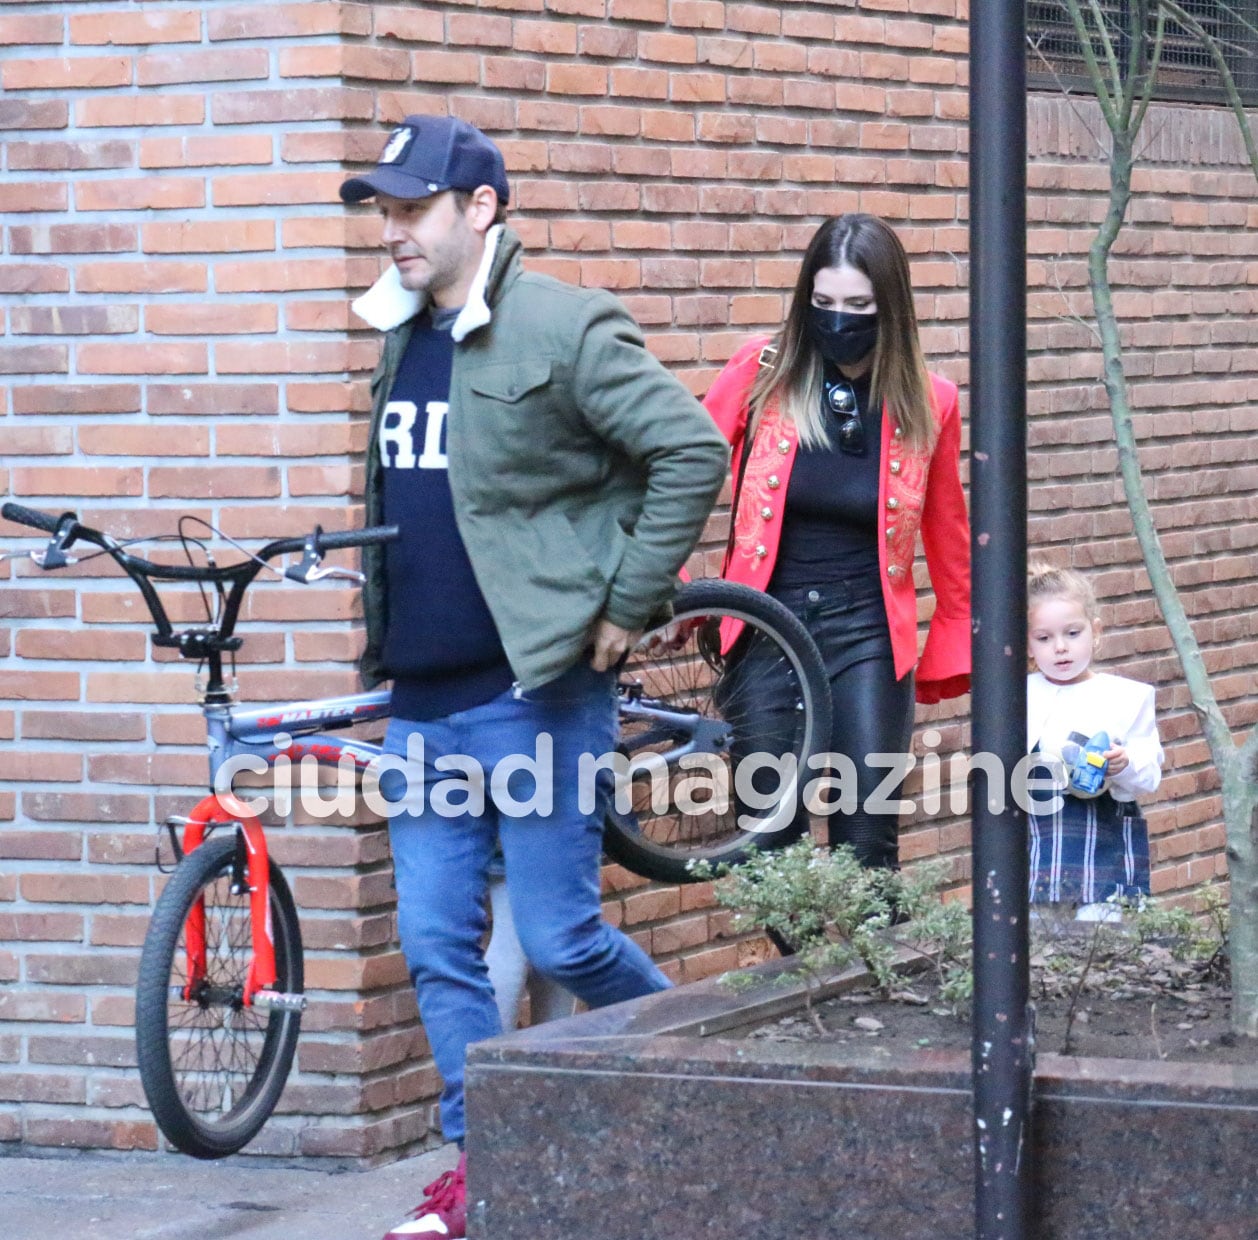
top-left (339, 115), bottom-right (509, 206)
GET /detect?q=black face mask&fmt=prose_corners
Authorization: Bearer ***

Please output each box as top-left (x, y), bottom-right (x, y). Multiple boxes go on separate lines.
top-left (806, 306), bottom-right (879, 367)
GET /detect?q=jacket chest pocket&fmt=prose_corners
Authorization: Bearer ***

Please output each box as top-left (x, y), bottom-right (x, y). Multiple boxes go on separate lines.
top-left (464, 361), bottom-right (576, 488)
top-left (468, 362), bottom-right (555, 434)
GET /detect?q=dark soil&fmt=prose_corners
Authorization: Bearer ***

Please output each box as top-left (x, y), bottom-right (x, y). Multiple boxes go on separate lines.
top-left (732, 919), bottom-right (1256, 1067)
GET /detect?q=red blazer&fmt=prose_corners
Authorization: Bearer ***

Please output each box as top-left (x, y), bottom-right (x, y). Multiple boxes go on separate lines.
top-left (702, 336), bottom-right (971, 705)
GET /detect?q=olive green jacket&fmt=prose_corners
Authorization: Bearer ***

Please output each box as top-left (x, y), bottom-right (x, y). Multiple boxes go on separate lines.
top-left (360, 228), bottom-right (728, 692)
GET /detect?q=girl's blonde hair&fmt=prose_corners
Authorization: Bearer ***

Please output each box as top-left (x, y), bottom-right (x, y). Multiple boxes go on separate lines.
top-left (748, 214), bottom-right (934, 451)
top-left (1027, 561), bottom-right (1099, 624)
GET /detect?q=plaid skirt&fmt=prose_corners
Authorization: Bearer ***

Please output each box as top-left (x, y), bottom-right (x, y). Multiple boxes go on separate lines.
top-left (1027, 778), bottom-right (1150, 905)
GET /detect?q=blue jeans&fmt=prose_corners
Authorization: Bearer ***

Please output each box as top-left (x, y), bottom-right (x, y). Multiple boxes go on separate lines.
top-left (383, 662), bottom-right (671, 1144)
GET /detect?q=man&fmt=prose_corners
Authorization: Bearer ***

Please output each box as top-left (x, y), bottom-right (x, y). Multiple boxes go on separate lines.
top-left (340, 116), bottom-right (728, 1240)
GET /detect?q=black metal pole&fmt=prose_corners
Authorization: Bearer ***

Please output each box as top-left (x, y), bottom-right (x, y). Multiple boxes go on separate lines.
top-left (969, 4), bottom-right (1032, 1239)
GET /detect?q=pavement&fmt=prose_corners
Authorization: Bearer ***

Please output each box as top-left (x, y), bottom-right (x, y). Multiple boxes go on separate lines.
top-left (0, 1144), bottom-right (459, 1240)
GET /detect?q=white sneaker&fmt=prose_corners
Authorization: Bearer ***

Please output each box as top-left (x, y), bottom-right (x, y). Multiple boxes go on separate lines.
top-left (1075, 902), bottom-right (1123, 924)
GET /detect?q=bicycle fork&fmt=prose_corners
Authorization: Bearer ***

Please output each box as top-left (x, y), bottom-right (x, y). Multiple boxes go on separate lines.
top-left (167, 794), bottom-right (305, 1014)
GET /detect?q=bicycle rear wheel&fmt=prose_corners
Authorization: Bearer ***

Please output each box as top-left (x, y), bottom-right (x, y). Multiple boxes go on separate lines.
top-left (603, 579), bottom-right (831, 884)
top-left (135, 832), bottom-right (303, 1158)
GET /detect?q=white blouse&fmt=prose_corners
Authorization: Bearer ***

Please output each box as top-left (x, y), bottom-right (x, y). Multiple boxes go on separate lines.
top-left (1026, 671), bottom-right (1164, 802)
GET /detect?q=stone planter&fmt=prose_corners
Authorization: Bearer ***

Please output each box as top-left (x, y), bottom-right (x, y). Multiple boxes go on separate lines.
top-left (465, 957), bottom-right (1258, 1239)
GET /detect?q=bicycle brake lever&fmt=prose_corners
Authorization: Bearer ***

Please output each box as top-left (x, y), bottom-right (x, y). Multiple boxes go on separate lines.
top-left (305, 565), bottom-right (366, 584)
top-left (283, 527), bottom-right (364, 584)
top-left (31, 514), bottom-right (83, 569)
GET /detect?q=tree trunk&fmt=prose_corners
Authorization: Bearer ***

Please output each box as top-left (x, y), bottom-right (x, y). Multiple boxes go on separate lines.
top-left (1224, 782), bottom-right (1258, 1036)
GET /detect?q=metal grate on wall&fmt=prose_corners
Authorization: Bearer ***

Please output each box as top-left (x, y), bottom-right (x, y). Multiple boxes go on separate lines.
top-left (1028, 0), bottom-right (1258, 106)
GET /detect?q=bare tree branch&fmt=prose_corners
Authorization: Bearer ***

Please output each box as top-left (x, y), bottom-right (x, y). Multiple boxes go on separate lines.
top-left (1063, 0), bottom-right (1123, 131)
top-left (1157, 0), bottom-right (1258, 176)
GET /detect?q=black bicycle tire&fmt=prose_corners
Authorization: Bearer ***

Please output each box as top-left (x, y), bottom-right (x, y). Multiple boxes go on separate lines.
top-left (134, 833), bottom-right (303, 1159)
top-left (602, 579), bottom-right (831, 884)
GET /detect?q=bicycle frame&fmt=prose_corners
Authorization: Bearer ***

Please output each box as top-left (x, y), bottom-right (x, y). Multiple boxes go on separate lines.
top-left (176, 690), bottom-right (392, 1008)
top-left (180, 679), bottom-right (716, 1007)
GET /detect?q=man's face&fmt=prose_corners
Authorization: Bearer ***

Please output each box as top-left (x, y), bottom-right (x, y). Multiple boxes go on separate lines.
top-left (377, 190), bottom-right (482, 306)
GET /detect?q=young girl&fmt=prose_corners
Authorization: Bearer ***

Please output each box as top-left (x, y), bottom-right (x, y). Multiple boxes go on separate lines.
top-left (1026, 564), bottom-right (1164, 919)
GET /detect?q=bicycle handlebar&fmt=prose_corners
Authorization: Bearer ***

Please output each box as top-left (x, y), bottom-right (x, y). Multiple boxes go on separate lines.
top-left (2, 501), bottom-right (398, 654)
top-left (1, 501), bottom-right (62, 534)
top-left (3, 502), bottom-right (396, 579)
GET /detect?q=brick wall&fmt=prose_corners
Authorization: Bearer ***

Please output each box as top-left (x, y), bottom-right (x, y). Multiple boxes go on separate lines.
top-left (2, 0), bottom-right (1255, 1160)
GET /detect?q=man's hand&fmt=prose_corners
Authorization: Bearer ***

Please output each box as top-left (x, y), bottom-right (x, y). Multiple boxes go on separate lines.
top-left (589, 618), bottom-right (643, 671)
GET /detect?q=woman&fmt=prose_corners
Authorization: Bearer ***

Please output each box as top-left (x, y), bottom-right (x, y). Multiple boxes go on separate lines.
top-left (703, 213), bottom-right (971, 870)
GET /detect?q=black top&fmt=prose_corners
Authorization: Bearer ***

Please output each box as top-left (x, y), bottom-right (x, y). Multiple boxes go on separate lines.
top-left (380, 306), bottom-right (514, 721)
top-left (769, 369), bottom-right (882, 589)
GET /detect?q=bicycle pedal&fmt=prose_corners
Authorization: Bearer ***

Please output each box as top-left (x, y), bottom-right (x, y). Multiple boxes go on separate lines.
top-left (251, 990), bottom-right (307, 1013)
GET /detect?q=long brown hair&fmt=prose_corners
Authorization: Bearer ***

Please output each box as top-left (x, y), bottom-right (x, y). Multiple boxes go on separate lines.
top-left (748, 214), bottom-right (934, 449)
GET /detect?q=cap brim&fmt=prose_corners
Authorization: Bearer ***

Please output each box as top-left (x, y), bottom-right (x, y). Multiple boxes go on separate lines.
top-left (339, 168), bottom-right (446, 204)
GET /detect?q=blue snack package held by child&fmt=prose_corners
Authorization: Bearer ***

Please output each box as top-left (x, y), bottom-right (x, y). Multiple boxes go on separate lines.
top-left (1068, 730), bottom-right (1109, 796)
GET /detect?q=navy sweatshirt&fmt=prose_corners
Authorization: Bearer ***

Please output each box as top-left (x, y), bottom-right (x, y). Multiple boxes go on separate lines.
top-left (379, 307), bottom-right (513, 720)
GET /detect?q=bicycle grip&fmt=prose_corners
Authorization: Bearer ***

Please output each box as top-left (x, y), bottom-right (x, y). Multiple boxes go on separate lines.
top-left (1, 502), bottom-right (64, 533)
top-left (315, 524), bottom-right (399, 550)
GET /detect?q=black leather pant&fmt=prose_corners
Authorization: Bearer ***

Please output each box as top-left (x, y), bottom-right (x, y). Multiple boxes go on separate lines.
top-left (764, 576), bottom-right (916, 869)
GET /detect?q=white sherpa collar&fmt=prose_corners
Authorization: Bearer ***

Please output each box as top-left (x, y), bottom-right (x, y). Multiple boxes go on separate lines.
top-left (350, 225), bottom-right (503, 341)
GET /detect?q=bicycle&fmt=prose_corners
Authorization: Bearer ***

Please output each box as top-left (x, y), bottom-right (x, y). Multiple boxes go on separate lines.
top-left (2, 501), bottom-right (829, 1158)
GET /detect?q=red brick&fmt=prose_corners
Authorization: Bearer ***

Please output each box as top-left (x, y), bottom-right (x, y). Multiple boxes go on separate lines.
top-left (0, 345), bottom-right (68, 375)
top-left (11, 464), bottom-right (142, 496)
top-left (141, 134), bottom-right (273, 169)
top-left (483, 56), bottom-right (547, 91)
top-left (409, 49), bottom-right (480, 83)
top-left (145, 303), bottom-right (277, 335)
top-left (0, 993), bottom-right (86, 1023)
top-left (209, 4), bottom-right (372, 40)
top-left (284, 301), bottom-right (356, 332)
top-left (0, 426), bottom-right (73, 455)
top-left (0, 588), bottom-right (75, 619)
top-left (512, 19), bottom-right (575, 54)
top-left (212, 87), bottom-right (373, 124)
top-left (214, 340), bottom-right (375, 374)
top-left (0, 1075), bottom-right (86, 1105)
top-left (76, 343), bottom-right (207, 375)
top-left (374, 7), bottom-right (443, 41)
top-left (7, 140), bottom-right (134, 172)
top-left (141, 218), bottom-right (274, 254)
top-left (0, 912), bottom-right (84, 941)
top-left (0, 830), bottom-right (82, 860)
top-left (25, 1118), bottom-right (156, 1152)
top-left (0, 265), bottom-right (71, 294)
top-left (70, 9), bottom-right (201, 44)
top-left (74, 263), bottom-right (206, 295)
top-left (639, 32), bottom-right (696, 63)
top-left (548, 63), bottom-right (609, 94)
top-left (11, 385), bottom-right (141, 416)
top-left (147, 383), bottom-right (278, 416)
top-left (9, 223), bottom-right (136, 255)
top-left (148, 466), bottom-right (282, 500)
top-left (77, 424), bottom-right (210, 457)
top-left (74, 178), bottom-right (206, 212)
top-left (0, 182), bottom-right (68, 213)
top-left (212, 171), bottom-right (344, 207)
top-left (0, 14), bottom-right (64, 44)
top-left (0, 97), bottom-right (68, 129)
top-left (3, 55), bottom-right (131, 91)
top-left (610, 0), bottom-right (667, 17)
top-left (75, 94), bottom-right (205, 127)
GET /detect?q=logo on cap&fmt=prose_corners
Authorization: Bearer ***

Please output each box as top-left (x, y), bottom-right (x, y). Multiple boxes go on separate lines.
top-left (380, 126), bottom-right (413, 165)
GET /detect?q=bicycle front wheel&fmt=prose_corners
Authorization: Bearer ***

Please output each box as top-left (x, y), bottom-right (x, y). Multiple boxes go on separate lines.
top-left (135, 833), bottom-right (303, 1158)
top-left (603, 579), bottom-right (831, 884)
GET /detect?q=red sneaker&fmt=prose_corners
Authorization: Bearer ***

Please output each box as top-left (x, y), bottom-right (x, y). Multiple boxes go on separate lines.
top-left (382, 1152), bottom-right (467, 1240)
